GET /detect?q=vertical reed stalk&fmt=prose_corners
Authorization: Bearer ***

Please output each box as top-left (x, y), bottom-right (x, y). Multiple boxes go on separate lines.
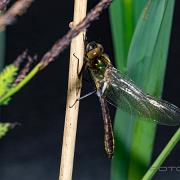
top-left (59, 1), bottom-right (87, 180)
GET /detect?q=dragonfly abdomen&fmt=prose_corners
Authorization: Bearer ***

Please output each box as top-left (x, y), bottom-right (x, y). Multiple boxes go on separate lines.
top-left (99, 96), bottom-right (114, 158)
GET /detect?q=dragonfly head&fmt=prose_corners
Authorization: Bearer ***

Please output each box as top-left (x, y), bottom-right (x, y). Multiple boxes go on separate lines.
top-left (85, 41), bottom-right (111, 79)
top-left (85, 41), bottom-right (104, 60)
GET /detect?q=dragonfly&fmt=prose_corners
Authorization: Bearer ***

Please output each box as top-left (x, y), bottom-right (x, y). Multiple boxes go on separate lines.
top-left (82, 41), bottom-right (180, 158)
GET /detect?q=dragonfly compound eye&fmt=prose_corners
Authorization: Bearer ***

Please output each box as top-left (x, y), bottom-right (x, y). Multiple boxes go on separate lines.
top-left (86, 41), bottom-right (97, 52)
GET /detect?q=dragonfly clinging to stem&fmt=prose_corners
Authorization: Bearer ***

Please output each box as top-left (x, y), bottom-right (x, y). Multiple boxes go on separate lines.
top-left (82, 41), bottom-right (180, 158)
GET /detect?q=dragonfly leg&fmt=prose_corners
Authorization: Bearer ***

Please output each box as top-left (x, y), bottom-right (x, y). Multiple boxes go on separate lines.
top-left (72, 53), bottom-right (88, 79)
top-left (73, 53), bottom-right (80, 75)
top-left (78, 60), bottom-right (88, 79)
top-left (69, 90), bottom-right (96, 108)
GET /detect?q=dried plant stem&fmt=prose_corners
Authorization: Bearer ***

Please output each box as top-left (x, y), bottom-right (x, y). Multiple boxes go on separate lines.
top-left (0, 0), bottom-right (10, 11)
top-left (0, 0), bottom-right (34, 30)
top-left (59, 1), bottom-right (87, 180)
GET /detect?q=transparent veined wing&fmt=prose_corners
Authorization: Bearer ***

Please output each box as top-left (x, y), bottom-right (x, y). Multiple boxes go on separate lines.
top-left (104, 67), bottom-right (180, 126)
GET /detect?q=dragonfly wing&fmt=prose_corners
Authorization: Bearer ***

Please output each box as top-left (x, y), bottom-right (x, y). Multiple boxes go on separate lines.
top-left (105, 67), bottom-right (180, 126)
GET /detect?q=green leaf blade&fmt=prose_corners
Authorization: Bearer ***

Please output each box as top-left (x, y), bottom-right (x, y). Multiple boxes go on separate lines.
top-left (127, 2), bottom-right (175, 179)
top-left (110, 0), bottom-right (175, 179)
top-left (109, 0), bottom-right (134, 73)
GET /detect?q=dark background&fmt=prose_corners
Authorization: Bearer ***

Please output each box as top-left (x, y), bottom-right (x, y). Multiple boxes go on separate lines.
top-left (0, 0), bottom-right (180, 180)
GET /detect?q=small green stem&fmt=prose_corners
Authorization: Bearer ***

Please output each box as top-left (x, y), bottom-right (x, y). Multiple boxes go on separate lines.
top-left (0, 63), bottom-right (42, 104)
top-left (142, 128), bottom-right (180, 180)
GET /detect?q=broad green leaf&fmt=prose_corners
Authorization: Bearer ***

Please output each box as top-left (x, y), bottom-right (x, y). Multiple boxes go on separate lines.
top-left (109, 0), bottom-right (147, 73)
top-left (110, 0), bottom-right (147, 179)
top-left (109, 0), bottom-right (134, 73)
top-left (110, 0), bottom-right (175, 179)
top-left (133, 0), bottom-right (147, 23)
top-left (127, 1), bottom-right (175, 179)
